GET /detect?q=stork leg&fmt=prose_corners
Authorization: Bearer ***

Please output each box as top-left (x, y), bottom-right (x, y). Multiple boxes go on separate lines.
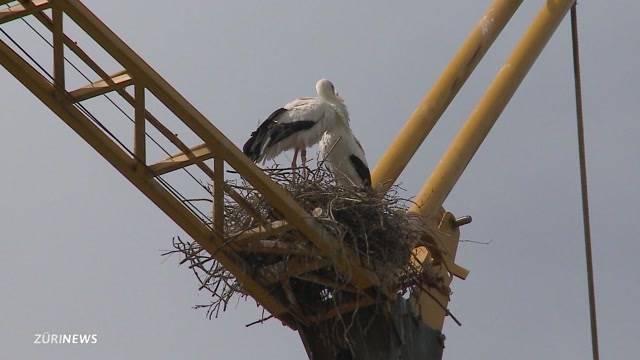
top-left (291, 148), bottom-right (299, 182)
top-left (301, 148), bottom-right (307, 178)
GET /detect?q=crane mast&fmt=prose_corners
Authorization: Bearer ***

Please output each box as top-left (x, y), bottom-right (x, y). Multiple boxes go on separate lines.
top-left (0, 0), bottom-right (577, 358)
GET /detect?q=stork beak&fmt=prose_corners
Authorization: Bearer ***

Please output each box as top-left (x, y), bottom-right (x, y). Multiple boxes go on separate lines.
top-left (335, 91), bottom-right (344, 102)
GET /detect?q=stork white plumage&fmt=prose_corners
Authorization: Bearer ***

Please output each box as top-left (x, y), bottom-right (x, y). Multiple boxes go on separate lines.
top-left (243, 79), bottom-right (349, 170)
top-left (319, 128), bottom-right (372, 189)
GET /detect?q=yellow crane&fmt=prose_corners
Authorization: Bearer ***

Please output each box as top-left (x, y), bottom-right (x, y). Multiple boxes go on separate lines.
top-left (0, 0), bottom-right (580, 358)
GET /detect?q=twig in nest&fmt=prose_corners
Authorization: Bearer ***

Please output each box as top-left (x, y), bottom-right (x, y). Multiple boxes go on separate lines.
top-left (164, 163), bottom-right (449, 328)
top-left (460, 239), bottom-right (493, 245)
top-left (245, 314), bottom-right (275, 327)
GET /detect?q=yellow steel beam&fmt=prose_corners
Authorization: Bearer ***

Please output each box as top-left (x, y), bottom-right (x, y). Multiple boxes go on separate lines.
top-left (412, 211), bottom-right (460, 331)
top-left (19, 5), bottom-right (221, 181)
top-left (0, 37), bottom-right (294, 324)
top-left (57, 0), bottom-right (380, 291)
top-left (1, 0), bottom-right (384, 325)
top-left (213, 155), bottom-right (224, 233)
top-left (411, 0), bottom-right (576, 218)
top-left (412, 0), bottom-right (576, 331)
top-left (227, 220), bottom-right (292, 246)
top-left (52, 5), bottom-right (64, 94)
top-left (372, 0), bottom-right (523, 192)
top-left (0, 0), bottom-right (50, 25)
top-left (134, 83), bottom-right (145, 162)
top-left (68, 70), bottom-right (133, 102)
top-left (149, 143), bottom-right (213, 176)
top-left (414, 216), bottom-right (469, 281)
top-left (447, 259), bottom-right (469, 280)
top-left (20, 11), bottom-right (228, 191)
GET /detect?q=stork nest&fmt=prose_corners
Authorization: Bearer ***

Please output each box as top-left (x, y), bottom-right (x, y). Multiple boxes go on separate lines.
top-left (163, 165), bottom-right (449, 323)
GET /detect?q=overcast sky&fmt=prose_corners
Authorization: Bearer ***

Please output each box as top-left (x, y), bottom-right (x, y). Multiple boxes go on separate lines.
top-left (0, 1), bottom-right (638, 359)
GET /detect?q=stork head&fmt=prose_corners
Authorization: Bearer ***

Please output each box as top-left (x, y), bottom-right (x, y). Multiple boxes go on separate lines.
top-left (316, 79), bottom-right (343, 102)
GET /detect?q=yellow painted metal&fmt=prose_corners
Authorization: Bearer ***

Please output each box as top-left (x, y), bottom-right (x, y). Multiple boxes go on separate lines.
top-left (149, 143), bottom-right (213, 175)
top-left (411, 0), bottom-right (576, 218)
top-left (372, 0), bottom-right (523, 192)
top-left (69, 70), bottom-right (133, 102)
top-left (412, 0), bottom-right (576, 332)
top-left (13, 0), bottom-right (272, 298)
top-left (0, 0), bottom-right (390, 327)
top-left (213, 156), bottom-right (224, 233)
top-left (0, 0), bottom-right (50, 25)
top-left (0, 0), bottom-right (576, 334)
top-left (134, 83), bottom-right (145, 162)
top-left (228, 220), bottom-right (292, 246)
top-left (56, 0), bottom-right (380, 291)
top-left (0, 37), bottom-right (295, 323)
top-left (412, 211), bottom-right (461, 330)
top-left (446, 258), bottom-right (469, 280)
top-left (52, 5), bottom-right (64, 94)
top-left (0, 0), bottom-right (284, 323)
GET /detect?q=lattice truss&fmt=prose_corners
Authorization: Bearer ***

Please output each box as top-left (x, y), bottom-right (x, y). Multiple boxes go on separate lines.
top-left (0, 0), bottom-right (468, 327)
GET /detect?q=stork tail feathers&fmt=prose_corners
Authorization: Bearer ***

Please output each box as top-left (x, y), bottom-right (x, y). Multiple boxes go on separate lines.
top-left (242, 108), bottom-right (287, 161)
top-left (349, 155), bottom-right (372, 189)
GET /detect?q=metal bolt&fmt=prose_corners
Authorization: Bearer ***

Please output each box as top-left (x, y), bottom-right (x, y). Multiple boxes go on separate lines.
top-left (454, 215), bottom-right (472, 227)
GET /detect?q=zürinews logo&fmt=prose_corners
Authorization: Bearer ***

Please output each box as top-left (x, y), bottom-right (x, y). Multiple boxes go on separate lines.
top-left (34, 332), bottom-right (98, 345)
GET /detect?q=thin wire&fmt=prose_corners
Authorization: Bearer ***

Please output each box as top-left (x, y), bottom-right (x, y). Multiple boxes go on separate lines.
top-left (7, 11), bottom-right (213, 218)
top-left (570, 4), bottom-right (600, 360)
top-left (157, 175), bottom-right (213, 226)
top-left (0, 27), bottom-right (50, 79)
top-left (14, 15), bottom-right (211, 195)
top-left (0, 25), bottom-right (211, 224)
top-left (6, 4), bottom-right (211, 195)
top-left (0, 27), bottom-right (134, 156)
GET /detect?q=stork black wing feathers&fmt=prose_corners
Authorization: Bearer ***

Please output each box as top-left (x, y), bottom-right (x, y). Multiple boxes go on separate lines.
top-left (243, 108), bottom-right (317, 162)
top-left (268, 120), bottom-right (316, 145)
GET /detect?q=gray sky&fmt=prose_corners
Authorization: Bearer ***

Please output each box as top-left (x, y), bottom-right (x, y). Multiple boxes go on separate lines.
top-left (1, 1), bottom-right (638, 359)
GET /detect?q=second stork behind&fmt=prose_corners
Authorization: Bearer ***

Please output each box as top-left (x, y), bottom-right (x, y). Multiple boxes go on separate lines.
top-left (319, 128), bottom-right (371, 189)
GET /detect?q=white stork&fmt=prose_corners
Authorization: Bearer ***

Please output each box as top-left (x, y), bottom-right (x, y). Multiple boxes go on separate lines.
top-left (319, 128), bottom-right (372, 189)
top-left (243, 79), bottom-right (349, 170)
